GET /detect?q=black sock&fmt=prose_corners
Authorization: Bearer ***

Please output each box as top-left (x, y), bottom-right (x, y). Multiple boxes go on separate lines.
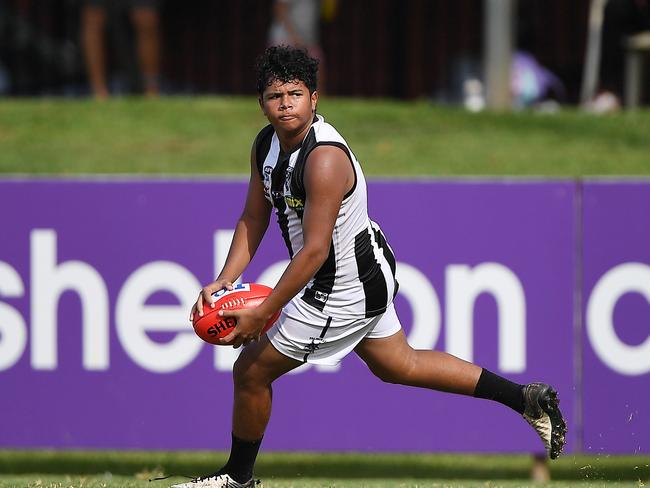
top-left (222, 433), bottom-right (262, 483)
top-left (473, 368), bottom-right (525, 414)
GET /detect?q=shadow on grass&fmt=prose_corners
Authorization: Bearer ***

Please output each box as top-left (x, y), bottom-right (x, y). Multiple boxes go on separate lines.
top-left (0, 451), bottom-right (648, 482)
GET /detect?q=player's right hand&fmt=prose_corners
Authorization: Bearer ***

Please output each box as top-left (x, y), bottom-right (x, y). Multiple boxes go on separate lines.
top-left (189, 279), bottom-right (234, 321)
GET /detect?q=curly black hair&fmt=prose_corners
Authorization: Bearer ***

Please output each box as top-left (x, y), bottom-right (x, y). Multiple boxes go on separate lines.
top-left (255, 45), bottom-right (319, 95)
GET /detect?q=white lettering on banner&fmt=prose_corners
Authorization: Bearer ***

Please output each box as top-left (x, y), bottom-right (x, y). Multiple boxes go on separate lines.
top-left (8, 228), bottom-right (529, 374)
top-left (587, 262), bottom-right (650, 375)
top-left (7, 227), bottom-right (650, 376)
top-left (445, 263), bottom-right (526, 373)
top-left (25, 227), bottom-right (650, 376)
top-left (116, 262), bottom-right (203, 373)
top-left (0, 262), bottom-right (27, 371)
top-left (30, 230), bottom-right (110, 371)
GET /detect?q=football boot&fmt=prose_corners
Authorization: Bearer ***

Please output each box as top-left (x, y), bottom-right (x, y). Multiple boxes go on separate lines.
top-left (522, 382), bottom-right (567, 459)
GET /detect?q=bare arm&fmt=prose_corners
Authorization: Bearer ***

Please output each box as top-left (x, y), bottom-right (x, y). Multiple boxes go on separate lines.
top-left (218, 145), bottom-right (354, 347)
top-left (191, 143), bottom-right (272, 319)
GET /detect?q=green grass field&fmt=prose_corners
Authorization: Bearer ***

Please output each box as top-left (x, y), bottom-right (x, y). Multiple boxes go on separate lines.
top-left (1, 97), bottom-right (649, 176)
top-left (0, 451), bottom-right (648, 488)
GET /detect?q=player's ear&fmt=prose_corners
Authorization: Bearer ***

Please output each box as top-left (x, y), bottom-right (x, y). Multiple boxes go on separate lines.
top-left (311, 91), bottom-right (318, 112)
top-left (258, 96), bottom-right (267, 116)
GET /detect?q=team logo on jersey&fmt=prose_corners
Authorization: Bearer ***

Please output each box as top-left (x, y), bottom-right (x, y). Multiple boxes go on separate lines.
top-left (313, 290), bottom-right (329, 303)
top-left (281, 165), bottom-right (304, 210)
top-left (304, 336), bottom-right (325, 354)
top-left (285, 195), bottom-right (304, 210)
top-left (283, 165), bottom-right (294, 194)
top-left (263, 165), bottom-right (273, 198)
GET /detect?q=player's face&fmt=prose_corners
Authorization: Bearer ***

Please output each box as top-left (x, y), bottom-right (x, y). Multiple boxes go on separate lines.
top-left (259, 79), bottom-right (318, 137)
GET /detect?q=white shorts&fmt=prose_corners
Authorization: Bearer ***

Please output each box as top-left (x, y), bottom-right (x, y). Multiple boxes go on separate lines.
top-left (267, 299), bottom-right (402, 366)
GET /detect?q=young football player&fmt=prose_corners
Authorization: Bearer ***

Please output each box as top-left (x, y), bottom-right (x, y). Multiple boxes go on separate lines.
top-left (173, 45), bottom-right (567, 488)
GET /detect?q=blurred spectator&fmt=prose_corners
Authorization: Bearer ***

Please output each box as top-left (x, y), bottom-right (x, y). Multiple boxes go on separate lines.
top-left (81, 0), bottom-right (161, 99)
top-left (458, 51), bottom-right (566, 113)
top-left (511, 51), bottom-right (566, 109)
top-left (592, 0), bottom-right (650, 111)
top-left (269, 0), bottom-right (330, 91)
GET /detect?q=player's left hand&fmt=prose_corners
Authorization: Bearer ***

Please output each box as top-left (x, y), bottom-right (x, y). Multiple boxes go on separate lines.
top-left (217, 307), bottom-right (268, 348)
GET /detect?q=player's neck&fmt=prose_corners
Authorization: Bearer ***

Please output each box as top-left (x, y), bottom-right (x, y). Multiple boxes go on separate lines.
top-left (275, 124), bottom-right (311, 154)
top-left (275, 118), bottom-right (313, 153)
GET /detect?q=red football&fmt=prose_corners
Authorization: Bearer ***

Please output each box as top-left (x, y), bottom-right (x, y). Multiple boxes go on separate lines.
top-left (192, 283), bottom-right (281, 345)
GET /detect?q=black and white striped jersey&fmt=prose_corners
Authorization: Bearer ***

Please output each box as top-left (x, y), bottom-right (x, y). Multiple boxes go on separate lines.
top-left (254, 114), bottom-right (399, 319)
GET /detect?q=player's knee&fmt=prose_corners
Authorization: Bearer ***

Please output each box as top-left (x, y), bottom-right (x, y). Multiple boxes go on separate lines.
top-left (232, 354), bottom-right (271, 390)
top-left (368, 353), bottom-right (416, 385)
top-left (369, 362), bottom-right (405, 384)
top-left (233, 354), bottom-right (255, 388)
top-left (372, 367), bottom-right (400, 384)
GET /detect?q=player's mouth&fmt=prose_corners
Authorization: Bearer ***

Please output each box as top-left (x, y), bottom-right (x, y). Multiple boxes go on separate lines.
top-left (279, 114), bottom-right (296, 121)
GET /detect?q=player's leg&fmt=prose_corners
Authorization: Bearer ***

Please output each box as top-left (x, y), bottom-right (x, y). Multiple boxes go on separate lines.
top-left (354, 307), bottom-right (566, 459)
top-left (355, 330), bottom-right (518, 402)
top-left (129, 2), bottom-right (161, 96)
top-left (227, 336), bottom-right (301, 483)
top-left (171, 335), bottom-right (300, 488)
top-left (199, 336), bottom-right (300, 488)
top-left (231, 335), bottom-right (301, 440)
top-left (81, 3), bottom-right (109, 99)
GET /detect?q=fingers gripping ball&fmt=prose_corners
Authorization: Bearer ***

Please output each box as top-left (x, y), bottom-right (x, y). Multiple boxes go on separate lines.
top-left (192, 283), bottom-right (281, 345)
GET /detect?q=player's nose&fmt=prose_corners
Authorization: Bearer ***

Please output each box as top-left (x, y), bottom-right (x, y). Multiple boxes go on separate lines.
top-left (280, 94), bottom-right (292, 109)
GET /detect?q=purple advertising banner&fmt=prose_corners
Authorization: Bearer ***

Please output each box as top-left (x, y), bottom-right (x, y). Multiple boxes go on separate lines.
top-left (0, 179), bottom-right (577, 453)
top-left (582, 181), bottom-right (650, 455)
